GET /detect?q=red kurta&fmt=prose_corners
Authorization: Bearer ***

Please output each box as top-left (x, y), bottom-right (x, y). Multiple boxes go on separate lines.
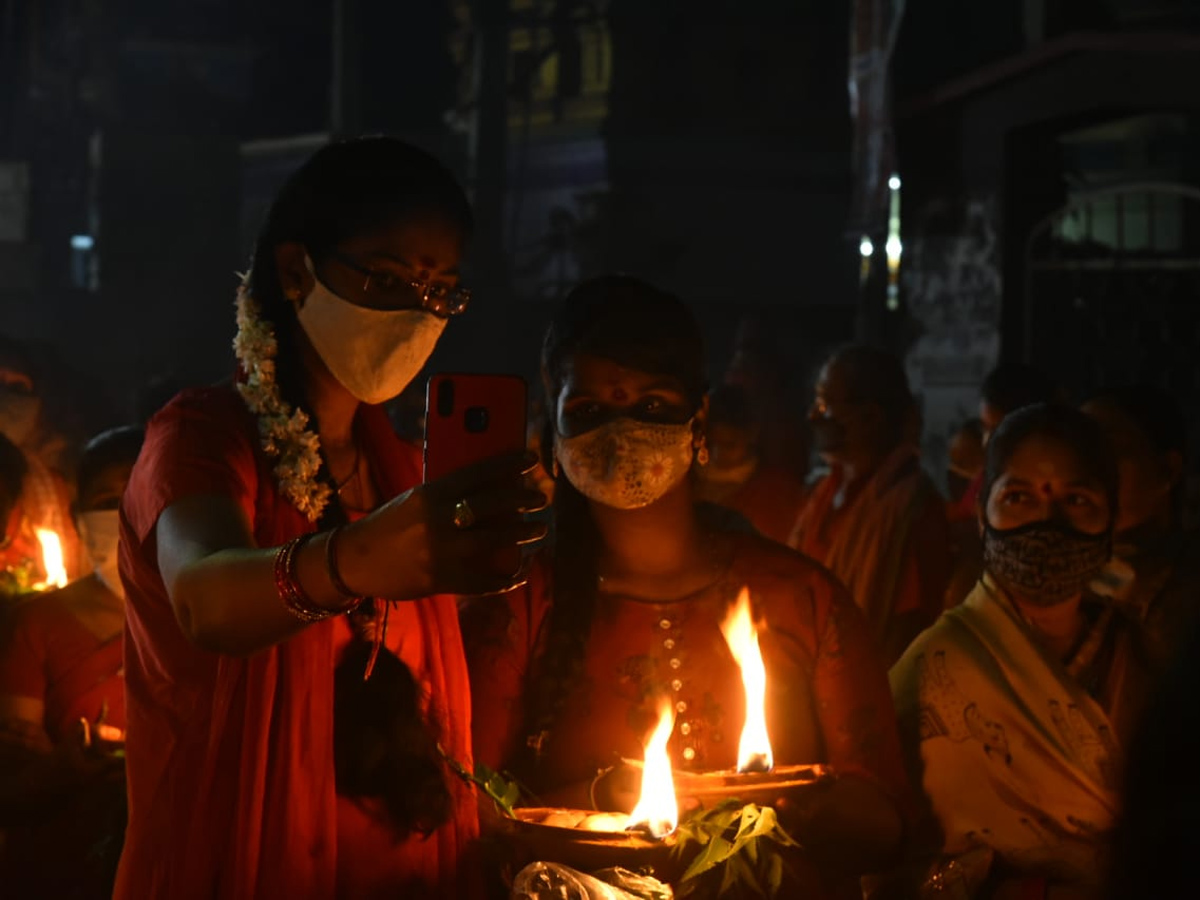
top-left (464, 532), bottom-right (908, 806)
top-left (114, 387), bottom-right (477, 899)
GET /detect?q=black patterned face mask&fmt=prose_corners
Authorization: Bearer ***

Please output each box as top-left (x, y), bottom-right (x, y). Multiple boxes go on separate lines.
top-left (983, 521), bottom-right (1111, 607)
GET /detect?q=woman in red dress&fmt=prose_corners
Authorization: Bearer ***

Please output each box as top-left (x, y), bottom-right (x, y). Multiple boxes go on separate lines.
top-left (464, 277), bottom-right (909, 898)
top-left (115, 138), bottom-right (546, 899)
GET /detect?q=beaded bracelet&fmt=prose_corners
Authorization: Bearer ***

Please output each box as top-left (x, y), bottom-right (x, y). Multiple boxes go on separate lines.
top-left (325, 525), bottom-right (365, 605)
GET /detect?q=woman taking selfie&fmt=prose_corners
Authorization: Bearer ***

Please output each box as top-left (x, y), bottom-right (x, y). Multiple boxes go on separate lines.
top-left (115, 138), bottom-right (546, 899)
top-left (465, 276), bottom-right (909, 897)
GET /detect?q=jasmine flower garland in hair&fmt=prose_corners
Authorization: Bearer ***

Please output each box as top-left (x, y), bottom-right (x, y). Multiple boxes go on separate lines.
top-left (232, 276), bottom-right (332, 523)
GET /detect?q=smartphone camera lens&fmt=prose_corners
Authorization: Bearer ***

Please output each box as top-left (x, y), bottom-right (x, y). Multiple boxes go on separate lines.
top-left (464, 406), bottom-right (490, 434)
top-left (436, 379), bottom-right (455, 417)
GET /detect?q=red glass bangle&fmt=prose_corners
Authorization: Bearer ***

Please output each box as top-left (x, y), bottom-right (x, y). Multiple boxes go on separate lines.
top-left (275, 534), bottom-right (323, 623)
top-left (274, 531), bottom-right (366, 625)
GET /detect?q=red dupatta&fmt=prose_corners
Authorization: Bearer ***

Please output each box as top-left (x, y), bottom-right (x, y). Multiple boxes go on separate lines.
top-left (114, 387), bottom-right (476, 899)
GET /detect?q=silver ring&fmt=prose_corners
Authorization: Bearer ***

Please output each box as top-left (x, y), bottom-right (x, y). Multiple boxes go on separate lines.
top-left (452, 498), bottom-right (476, 530)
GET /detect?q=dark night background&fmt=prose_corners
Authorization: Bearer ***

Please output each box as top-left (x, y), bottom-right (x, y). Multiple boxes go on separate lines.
top-left (2, 0), bottom-right (1199, 485)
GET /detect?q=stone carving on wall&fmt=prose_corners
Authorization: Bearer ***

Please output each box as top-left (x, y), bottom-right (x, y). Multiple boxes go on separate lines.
top-left (902, 194), bottom-right (1002, 484)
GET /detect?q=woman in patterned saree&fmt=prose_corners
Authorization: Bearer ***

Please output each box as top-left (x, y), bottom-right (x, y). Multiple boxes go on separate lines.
top-left (891, 404), bottom-right (1152, 900)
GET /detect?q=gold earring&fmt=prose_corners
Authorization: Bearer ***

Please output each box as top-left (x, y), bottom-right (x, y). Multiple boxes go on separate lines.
top-left (696, 437), bottom-right (710, 467)
top-left (552, 457), bottom-right (560, 479)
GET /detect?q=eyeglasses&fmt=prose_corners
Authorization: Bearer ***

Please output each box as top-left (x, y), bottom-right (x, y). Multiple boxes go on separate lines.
top-left (325, 250), bottom-right (472, 317)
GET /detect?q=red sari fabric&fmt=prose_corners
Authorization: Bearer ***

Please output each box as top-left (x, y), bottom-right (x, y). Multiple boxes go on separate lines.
top-left (114, 387), bottom-right (477, 900)
top-left (0, 581), bottom-right (125, 742)
top-left (464, 532), bottom-right (908, 806)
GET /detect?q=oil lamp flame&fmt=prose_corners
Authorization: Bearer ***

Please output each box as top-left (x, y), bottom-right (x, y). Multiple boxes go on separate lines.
top-left (627, 700), bottom-right (678, 839)
top-left (720, 586), bottom-right (774, 774)
top-left (34, 529), bottom-right (68, 590)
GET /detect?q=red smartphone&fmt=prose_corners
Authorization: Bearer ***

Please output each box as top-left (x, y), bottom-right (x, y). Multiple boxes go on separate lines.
top-left (423, 373), bottom-right (528, 482)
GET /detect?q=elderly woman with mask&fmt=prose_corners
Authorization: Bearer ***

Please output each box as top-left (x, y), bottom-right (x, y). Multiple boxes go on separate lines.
top-left (114, 138), bottom-right (546, 900)
top-left (890, 404), bottom-right (1151, 900)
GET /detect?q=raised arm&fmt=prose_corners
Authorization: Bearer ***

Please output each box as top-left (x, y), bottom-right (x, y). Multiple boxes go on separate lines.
top-left (159, 452), bottom-right (547, 657)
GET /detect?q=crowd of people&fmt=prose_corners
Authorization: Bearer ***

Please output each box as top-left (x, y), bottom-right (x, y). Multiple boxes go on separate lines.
top-left (0, 136), bottom-right (1195, 899)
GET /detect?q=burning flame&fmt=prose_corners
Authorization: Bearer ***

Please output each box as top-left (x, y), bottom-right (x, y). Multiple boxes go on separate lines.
top-left (34, 529), bottom-right (68, 590)
top-left (720, 586), bottom-right (774, 773)
top-left (627, 699), bottom-right (679, 839)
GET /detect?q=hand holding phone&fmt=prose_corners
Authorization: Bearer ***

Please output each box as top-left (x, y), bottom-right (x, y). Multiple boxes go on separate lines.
top-left (339, 450), bottom-right (548, 599)
top-left (389, 373), bottom-right (545, 595)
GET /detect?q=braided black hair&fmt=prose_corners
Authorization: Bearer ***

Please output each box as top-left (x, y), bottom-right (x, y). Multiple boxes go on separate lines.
top-left (333, 641), bottom-right (452, 838)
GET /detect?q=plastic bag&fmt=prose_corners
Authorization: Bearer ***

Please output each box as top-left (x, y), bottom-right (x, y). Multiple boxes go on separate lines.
top-left (511, 862), bottom-right (672, 900)
top-left (592, 867), bottom-right (673, 900)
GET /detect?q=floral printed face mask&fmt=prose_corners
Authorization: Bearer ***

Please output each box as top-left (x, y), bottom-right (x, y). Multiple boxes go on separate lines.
top-left (555, 418), bottom-right (695, 510)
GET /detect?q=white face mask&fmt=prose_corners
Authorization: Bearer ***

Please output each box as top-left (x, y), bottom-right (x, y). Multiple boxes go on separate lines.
top-left (77, 509), bottom-right (123, 598)
top-left (555, 418), bottom-right (695, 510)
top-left (296, 255), bottom-right (447, 405)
